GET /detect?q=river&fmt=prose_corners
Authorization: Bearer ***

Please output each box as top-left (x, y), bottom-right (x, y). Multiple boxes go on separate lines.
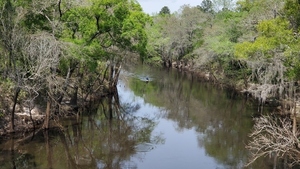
top-left (0, 64), bottom-right (278, 169)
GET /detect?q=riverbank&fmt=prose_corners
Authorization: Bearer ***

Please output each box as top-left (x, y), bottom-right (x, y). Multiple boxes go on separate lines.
top-left (0, 60), bottom-right (291, 137)
top-left (0, 69), bottom-right (273, 168)
top-left (0, 84), bottom-right (115, 136)
top-left (142, 60), bottom-right (289, 114)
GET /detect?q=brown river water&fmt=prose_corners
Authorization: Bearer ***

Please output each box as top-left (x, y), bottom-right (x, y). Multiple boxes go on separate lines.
top-left (0, 64), bottom-right (282, 169)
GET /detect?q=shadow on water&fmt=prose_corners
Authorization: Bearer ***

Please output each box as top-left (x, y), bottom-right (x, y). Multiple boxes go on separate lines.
top-left (122, 64), bottom-right (294, 169)
top-left (0, 64), bottom-right (294, 169)
top-left (0, 88), bottom-right (164, 169)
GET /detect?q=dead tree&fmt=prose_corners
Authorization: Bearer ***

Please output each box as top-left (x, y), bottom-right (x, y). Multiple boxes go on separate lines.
top-left (246, 115), bottom-right (300, 167)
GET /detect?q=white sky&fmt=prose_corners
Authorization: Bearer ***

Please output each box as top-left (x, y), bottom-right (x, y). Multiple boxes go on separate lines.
top-left (136, 0), bottom-right (202, 15)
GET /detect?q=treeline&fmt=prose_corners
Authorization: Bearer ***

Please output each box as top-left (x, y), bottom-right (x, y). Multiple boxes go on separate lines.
top-left (0, 0), bottom-right (299, 133)
top-left (144, 1), bottom-right (300, 166)
top-left (0, 0), bottom-right (149, 132)
top-left (145, 0), bottom-right (300, 106)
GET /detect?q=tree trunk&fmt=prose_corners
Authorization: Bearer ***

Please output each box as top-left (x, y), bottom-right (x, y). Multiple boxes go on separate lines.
top-left (57, 67), bottom-right (71, 104)
top-left (108, 63), bottom-right (121, 94)
top-left (11, 87), bottom-right (20, 132)
top-left (70, 86), bottom-right (78, 111)
top-left (112, 65), bottom-right (121, 87)
top-left (43, 99), bottom-right (51, 129)
top-left (108, 94), bottom-right (113, 120)
top-left (102, 64), bottom-right (109, 83)
top-left (293, 99), bottom-right (297, 137)
top-left (109, 63), bottom-right (114, 92)
top-left (28, 104), bottom-right (35, 131)
top-left (70, 86), bottom-right (78, 106)
top-left (292, 85), bottom-right (297, 137)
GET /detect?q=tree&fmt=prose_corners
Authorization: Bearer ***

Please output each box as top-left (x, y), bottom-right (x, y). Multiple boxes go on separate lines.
top-left (235, 18), bottom-right (295, 103)
top-left (63, 0), bottom-right (149, 90)
top-left (159, 6), bottom-right (171, 15)
top-left (0, 0), bottom-right (63, 130)
top-left (200, 0), bottom-right (213, 13)
top-left (284, 0), bottom-right (300, 30)
top-left (145, 16), bottom-right (170, 66)
top-left (236, 0), bottom-right (284, 32)
top-left (147, 5), bottom-right (208, 68)
top-left (212, 0), bottom-right (236, 11)
top-left (0, 0), bottom-right (28, 131)
top-left (0, 0), bottom-right (150, 131)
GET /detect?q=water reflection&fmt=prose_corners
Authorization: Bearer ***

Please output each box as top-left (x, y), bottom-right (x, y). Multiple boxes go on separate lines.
top-left (0, 89), bottom-right (164, 169)
top-left (0, 64), bottom-right (280, 169)
top-left (124, 65), bottom-right (274, 168)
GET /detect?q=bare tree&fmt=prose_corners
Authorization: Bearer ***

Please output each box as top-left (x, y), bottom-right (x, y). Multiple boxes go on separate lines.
top-left (246, 115), bottom-right (300, 167)
top-left (22, 32), bottom-right (61, 129)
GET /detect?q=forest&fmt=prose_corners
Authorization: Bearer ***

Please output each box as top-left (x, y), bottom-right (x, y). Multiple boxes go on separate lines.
top-left (0, 0), bottom-right (300, 167)
top-left (0, 0), bottom-right (150, 132)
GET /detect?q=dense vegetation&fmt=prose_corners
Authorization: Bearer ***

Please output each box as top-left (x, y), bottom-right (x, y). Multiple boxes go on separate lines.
top-left (145, 0), bottom-right (300, 107)
top-left (1, 0), bottom-right (300, 166)
top-left (144, 0), bottom-right (300, 166)
top-left (0, 0), bottom-right (149, 132)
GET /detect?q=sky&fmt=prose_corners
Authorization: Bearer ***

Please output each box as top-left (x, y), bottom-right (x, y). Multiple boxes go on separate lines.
top-left (136, 0), bottom-right (202, 15)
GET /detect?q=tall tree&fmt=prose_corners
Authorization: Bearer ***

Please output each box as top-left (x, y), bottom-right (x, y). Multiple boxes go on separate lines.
top-left (61, 0), bottom-right (149, 92)
top-left (0, 0), bottom-right (62, 130)
top-left (159, 6), bottom-right (171, 15)
top-left (147, 5), bottom-right (207, 67)
top-left (0, 0), bottom-right (27, 131)
top-left (200, 0), bottom-right (213, 13)
top-left (0, 0), bottom-right (150, 131)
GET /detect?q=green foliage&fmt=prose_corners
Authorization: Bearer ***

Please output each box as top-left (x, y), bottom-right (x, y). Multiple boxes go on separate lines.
top-left (159, 6), bottom-right (171, 15)
top-left (193, 37), bottom-right (204, 49)
top-left (283, 37), bottom-right (300, 80)
top-left (206, 10), bottom-right (244, 55)
top-left (144, 56), bottom-right (162, 66)
top-left (235, 18), bottom-right (293, 59)
top-left (215, 10), bottom-right (244, 23)
top-left (283, 0), bottom-right (300, 30)
top-left (236, 0), bottom-right (255, 12)
top-left (257, 18), bottom-right (292, 40)
top-left (200, 0), bottom-right (213, 13)
top-left (0, 0), bottom-right (150, 131)
top-left (237, 0), bottom-right (280, 12)
top-left (146, 6), bottom-right (208, 65)
top-left (223, 59), bottom-right (251, 84)
top-left (0, 78), bottom-right (14, 93)
top-left (23, 10), bottom-right (52, 32)
top-left (129, 78), bottom-right (165, 107)
top-left (144, 16), bottom-right (170, 63)
top-left (60, 0), bottom-right (150, 61)
top-left (1, 0), bottom-right (15, 20)
top-left (122, 10), bottom-right (151, 59)
top-left (0, 110), bottom-right (3, 118)
top-left (227, 23), bottom-right (243, 43)
top-left (208, 35), bottom-right (235, 55)
top-left (285, 55), bottom-right (300, 80)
